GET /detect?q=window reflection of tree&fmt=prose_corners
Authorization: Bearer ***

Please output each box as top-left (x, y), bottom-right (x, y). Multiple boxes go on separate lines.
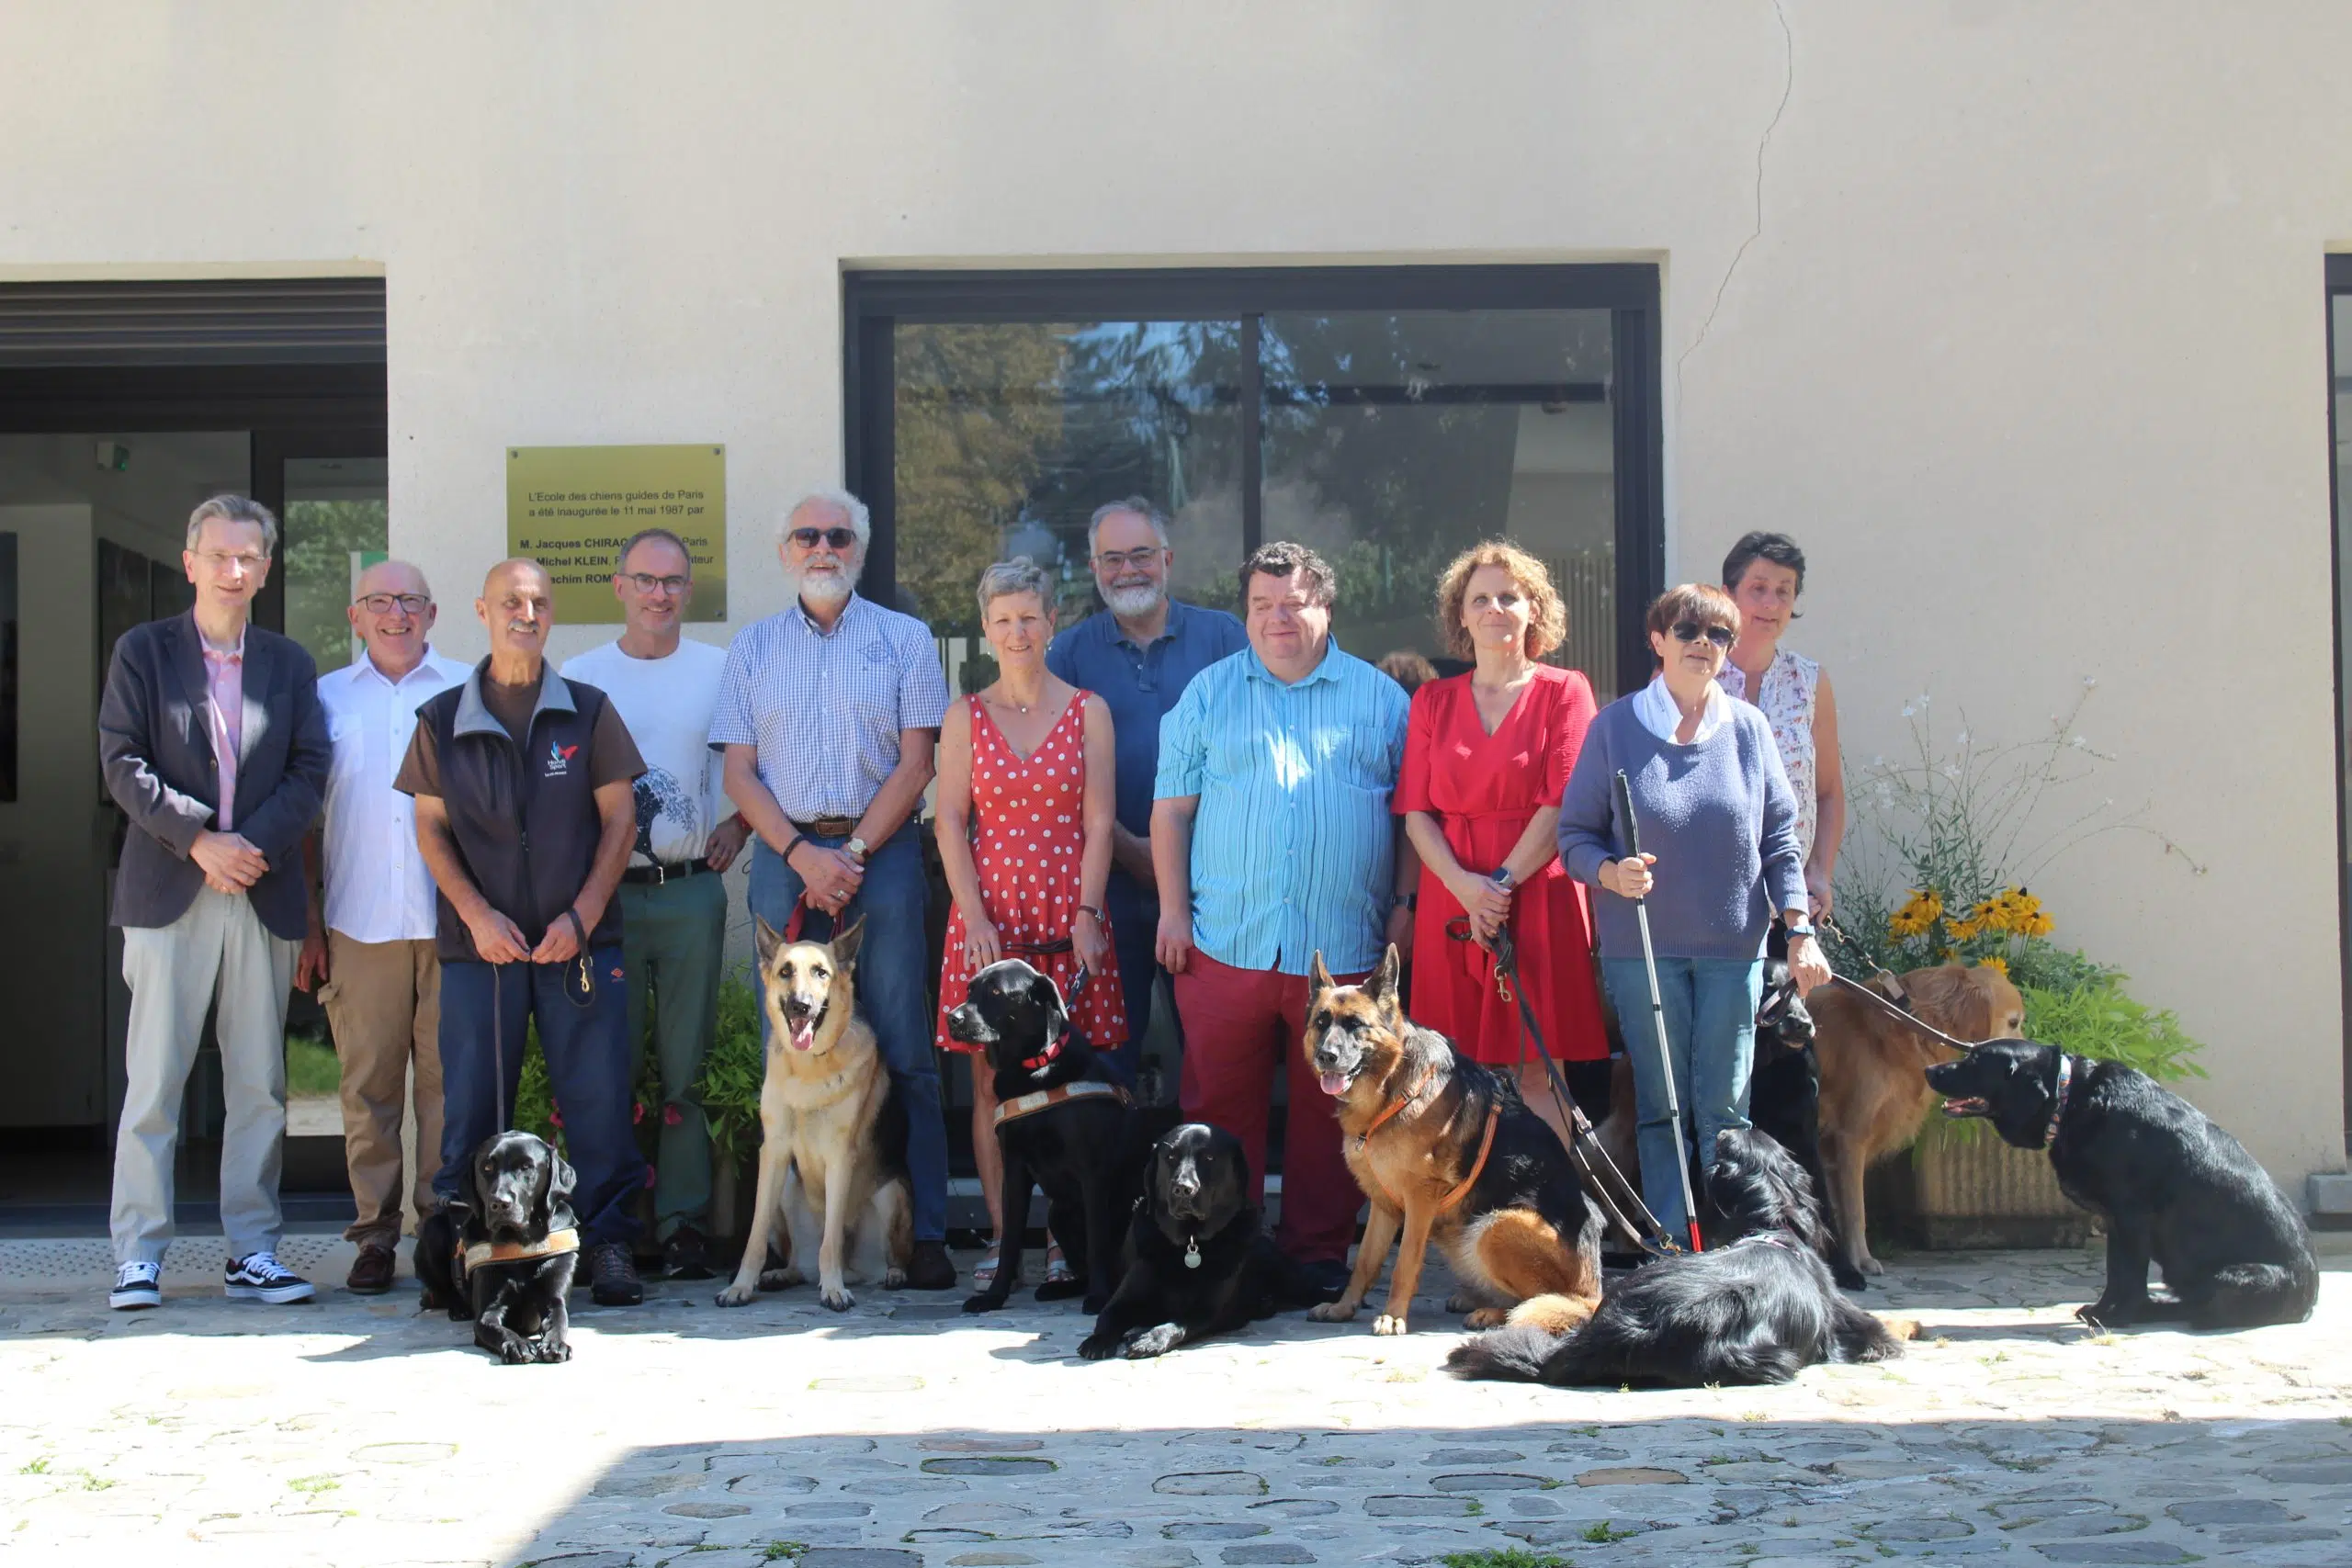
top-left (283, 499), bottom-right (388, 674)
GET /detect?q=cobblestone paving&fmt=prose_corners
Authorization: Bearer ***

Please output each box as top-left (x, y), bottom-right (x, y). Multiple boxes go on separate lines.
top-left (3, 1238), bottom-right (2348, 1566)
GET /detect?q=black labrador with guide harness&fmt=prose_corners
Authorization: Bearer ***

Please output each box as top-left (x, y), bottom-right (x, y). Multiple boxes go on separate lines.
top-left (946, 957), bottom-right (1173, 1315)
top-left (415, 1128), bottom-right (581, 1365)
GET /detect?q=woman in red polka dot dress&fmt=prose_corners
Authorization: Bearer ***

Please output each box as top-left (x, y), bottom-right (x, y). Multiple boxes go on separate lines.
top-left (935, 558), bottom-right (1127, 1289)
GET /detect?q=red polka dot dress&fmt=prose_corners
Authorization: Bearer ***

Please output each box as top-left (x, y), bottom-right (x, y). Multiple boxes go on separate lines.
top-left (935, 693), bottom-right (1128, 1055)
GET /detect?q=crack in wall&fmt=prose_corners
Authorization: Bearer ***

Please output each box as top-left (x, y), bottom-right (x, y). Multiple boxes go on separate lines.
top-left (1674, 0), bottom-right (1795, 425)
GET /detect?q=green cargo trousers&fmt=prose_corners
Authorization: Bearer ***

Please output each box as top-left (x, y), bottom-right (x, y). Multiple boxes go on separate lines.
top-left (617, 870), bottom-right (726, 1240)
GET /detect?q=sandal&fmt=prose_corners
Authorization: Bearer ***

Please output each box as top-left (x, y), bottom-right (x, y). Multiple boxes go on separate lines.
top-left (1043, 1239), bottom-right (1075, 1288)
top-left (972, 1240), bottom-right (1001, 1289)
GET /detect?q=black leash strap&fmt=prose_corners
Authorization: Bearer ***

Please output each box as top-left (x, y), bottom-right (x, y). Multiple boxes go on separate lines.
top-left (1814, 918), bottom-right (1982, 1055)
top-left (1449, 918), bottom-right (1677, 1257)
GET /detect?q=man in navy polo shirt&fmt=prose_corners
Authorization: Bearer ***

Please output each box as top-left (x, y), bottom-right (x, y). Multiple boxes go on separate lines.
top-left (1045, 497), bottom-right (1245, 1084)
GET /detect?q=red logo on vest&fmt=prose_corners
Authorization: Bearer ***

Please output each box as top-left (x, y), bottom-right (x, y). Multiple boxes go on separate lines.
top-left (546, 739), bottom-right (579, 776)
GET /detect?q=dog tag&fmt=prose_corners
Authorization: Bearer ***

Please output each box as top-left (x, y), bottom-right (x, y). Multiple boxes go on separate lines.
top-left (1183, 1237), bottom-right (1202, 1269)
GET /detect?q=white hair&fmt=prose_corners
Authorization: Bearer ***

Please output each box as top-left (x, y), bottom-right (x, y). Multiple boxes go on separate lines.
top-left (976, 557), bottom-right (1055, 617)
top-left (186, 493), bottom-right (279, 556)
top-left (1086, 496), bottom-right (1170, 555)
top-left (779, 487), bottom-right (872, 549)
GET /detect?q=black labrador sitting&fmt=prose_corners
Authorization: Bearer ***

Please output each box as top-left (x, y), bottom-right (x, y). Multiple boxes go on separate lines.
top-left (1926, 1040), bottom-right (2318, 1329)
top-left (946, 958), bottom-right (1170, 1315)
top-left (1080, 1122), bottom-right (1331, 1359)
top-left (414, 1130), bottom-right (579, 1364)
top-left (1746, 928), bottom-right (1866, 1290)
top-left (1446, 1126), bottom-right (1915, 1387)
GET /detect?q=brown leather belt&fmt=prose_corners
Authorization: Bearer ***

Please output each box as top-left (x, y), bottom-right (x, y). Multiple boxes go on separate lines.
top-left (792, 816), bottom-right (860, 839)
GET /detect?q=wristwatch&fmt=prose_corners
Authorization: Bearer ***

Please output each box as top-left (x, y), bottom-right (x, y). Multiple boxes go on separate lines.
top-left (845, 836), bottom-right (869, 863)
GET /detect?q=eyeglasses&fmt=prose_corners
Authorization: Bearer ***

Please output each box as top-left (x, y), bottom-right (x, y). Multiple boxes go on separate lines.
top-left (198, 549), bottom-right (269, 573)
top-left (788, 526), bottom-right (858, 551)
top-left (623, 572), bottom-right (690, 595)
top-left (354, 592), bottom-right (431, 615)
top-left (1093, 547), bottom-right (1164, 572)
top-left (1670, 620), bottom-right (1736, 649)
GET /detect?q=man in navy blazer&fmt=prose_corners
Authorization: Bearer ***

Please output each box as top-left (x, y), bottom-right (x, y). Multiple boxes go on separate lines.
top-left (96, 494), bottom-right (331, 1311)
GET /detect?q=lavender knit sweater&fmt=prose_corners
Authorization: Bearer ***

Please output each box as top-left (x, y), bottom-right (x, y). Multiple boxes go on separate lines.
top-left (1556, 696), bottom-right (1808, 962)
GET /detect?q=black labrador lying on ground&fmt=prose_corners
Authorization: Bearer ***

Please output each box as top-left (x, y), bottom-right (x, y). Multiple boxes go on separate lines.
top-left (1079, 1122), bottom-right (1332, 1359)
top-left (946, 958), bottom-right (1175, 1315)
top-left (1926, 1039), bottom-right (2318, 1329)
top-left (1747, 928), bottom-right (1867, 1291)
top-left (414, 1129), bottom-right (579, 1364)
top-left (1446, 1126), bottom-right (1917, 1387)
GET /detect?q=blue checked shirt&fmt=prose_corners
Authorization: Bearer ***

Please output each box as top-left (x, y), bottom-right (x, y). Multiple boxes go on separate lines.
top-left (1154, 642), bottom-right (1408, 976)
top-left (709, 594), bottom-right (950, 819)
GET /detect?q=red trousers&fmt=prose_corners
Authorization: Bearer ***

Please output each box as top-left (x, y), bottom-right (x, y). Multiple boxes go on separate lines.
top-left (1174, 950), bottom-right (1365, 1264)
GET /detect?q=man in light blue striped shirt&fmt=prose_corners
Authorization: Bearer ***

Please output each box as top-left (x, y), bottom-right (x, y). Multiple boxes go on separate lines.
top-left (1151, 541), bottom-right (1413, 1284)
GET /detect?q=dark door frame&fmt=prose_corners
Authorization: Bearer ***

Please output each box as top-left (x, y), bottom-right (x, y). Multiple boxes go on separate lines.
top-left (2326, 254), bottom-right (2352, 1145)
top-left (843, 263), bottom-right (1667, 694)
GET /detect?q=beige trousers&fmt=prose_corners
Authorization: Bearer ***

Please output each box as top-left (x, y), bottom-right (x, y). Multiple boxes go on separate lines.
top-left (319, 932), bottom-right (444, 1247)
top-left (113, 888), bottom-right (297, 1265)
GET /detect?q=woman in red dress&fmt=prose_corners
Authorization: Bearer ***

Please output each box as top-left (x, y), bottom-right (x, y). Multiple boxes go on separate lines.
top-left (1396, 541), bottom-right (1610, 1146)
top-left (935, 558), bottom-right (1125, 1290)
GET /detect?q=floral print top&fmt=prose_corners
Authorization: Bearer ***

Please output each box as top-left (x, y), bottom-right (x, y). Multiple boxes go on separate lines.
top-left (1718, 647), bottom-right (1820, 864)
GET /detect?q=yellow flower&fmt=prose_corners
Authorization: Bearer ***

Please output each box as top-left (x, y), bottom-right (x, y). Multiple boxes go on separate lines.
top-left (1975, 955), bottom-right (2008, 976)
top-left (1947, 917), bottom-right (1983, 942)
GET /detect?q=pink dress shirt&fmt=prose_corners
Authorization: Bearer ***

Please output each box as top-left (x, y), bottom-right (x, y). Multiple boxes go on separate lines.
top-left (201, 632), bottom-right (245, 833)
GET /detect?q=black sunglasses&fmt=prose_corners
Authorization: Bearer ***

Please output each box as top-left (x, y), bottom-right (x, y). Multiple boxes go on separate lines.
top-left (1670, 620), bottom-right (1736, 649)
top-left (788, 526), bottom-right (858, 550)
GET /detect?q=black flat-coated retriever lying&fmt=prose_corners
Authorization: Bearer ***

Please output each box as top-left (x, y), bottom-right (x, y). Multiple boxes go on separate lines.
top-left (1926, 1039), bottom-right (2317, 1330)
top-left (415, 1130), bottom-right (579, 1365)
top-left (1446, 1126), bottom-right (1916, 1386)
top-left (1079, 1122), bottom-right (1331, 1359)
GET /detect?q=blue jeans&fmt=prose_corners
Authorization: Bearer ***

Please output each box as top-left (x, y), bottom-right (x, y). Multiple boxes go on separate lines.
top-left (1600, 956), bottom-right (1762, 1238)
top-left (747, 827), bottom-right (948, 1241)
top-left (1100, 872), bottom-right (1170, 1088)
top-left (437, 948), bottom-right (642, 1247)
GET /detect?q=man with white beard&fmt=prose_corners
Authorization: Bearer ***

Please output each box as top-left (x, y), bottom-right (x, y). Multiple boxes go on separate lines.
top-left (1045, 498), bottom-right (1245, 1086)
top-left (710, 489), bottom-right (957, 1290)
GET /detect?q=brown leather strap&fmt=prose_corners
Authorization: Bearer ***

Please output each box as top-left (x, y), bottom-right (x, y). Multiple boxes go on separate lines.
top-left (1359, 1066), bottom-right (1435, 1145)
top-left (1369, 1099), bottom-right (1501, 1215)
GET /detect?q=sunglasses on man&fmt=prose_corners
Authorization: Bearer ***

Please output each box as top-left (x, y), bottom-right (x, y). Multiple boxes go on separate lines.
top-left (788, 525), bottom-right (858, 551)
top-left (1670, 620), bottom-right (1736, 649)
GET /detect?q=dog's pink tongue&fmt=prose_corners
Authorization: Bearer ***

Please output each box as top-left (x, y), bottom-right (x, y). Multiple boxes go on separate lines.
top-left (1318, 1070), bottom-right (1349, 1097)
top-left (790, 1021), bottom-right (817, 1052)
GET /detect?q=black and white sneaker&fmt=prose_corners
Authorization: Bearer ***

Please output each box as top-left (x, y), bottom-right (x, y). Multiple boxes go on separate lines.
top-left (224, 1252), bottom-right (316, 1304)
top-left (109, 1260), bottom-right (163, 1311)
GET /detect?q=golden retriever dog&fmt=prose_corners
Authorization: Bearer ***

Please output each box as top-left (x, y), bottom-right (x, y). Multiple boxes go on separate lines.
top-left (1302, 947), bottom-right (1604, 1337)
top-left (1813, 963), bottom-right (2025, 1279)
top-left (715, 918), bottom-right (913, 1313)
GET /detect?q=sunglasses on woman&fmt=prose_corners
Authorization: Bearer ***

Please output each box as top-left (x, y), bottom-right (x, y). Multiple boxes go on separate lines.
top-left (1670, 620), bottom-right (1736, 649)
top-left (788, 525), bottom-right (858, 550)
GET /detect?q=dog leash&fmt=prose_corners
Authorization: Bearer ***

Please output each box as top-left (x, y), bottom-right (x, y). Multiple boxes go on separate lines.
top-left (1444, 917), bottom-right (1678, 1257)
top-left (1810, 919), bottom-right (1983, 1055)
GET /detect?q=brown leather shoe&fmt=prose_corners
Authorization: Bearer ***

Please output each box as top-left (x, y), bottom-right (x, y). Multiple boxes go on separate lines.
top-left (904, 1239), bottom-right (957, 1291)
top-left (345, 1243), bottom-right (397, 1296)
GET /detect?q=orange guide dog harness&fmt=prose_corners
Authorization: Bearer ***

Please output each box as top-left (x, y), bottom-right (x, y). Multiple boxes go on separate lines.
top-left (1354, 1066), bottom-right (1501, 1214)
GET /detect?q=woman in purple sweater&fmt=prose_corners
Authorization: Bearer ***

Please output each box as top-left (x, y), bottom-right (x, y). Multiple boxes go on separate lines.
top-left (1556, 582), bottom-right (1831, 1236)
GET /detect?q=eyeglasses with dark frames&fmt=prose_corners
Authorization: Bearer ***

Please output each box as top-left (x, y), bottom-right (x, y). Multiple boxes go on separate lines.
top-left (1093, 547), bottom-right (1164, 571)
top-left (354, 592), bottom-right (431, 615)
top-left (623, 572), bottom-right (690, 595)
top-left (788, 526), bottom-right (859, 551)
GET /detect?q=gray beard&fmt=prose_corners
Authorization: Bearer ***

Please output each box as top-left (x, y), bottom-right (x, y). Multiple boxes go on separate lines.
top-left (786, 560), bottom-right (859, 607)
top-left (1105, 582), bottom-right (1164, 618)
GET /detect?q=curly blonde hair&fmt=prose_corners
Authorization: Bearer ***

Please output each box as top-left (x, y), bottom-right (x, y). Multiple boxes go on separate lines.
top-left (1433, 540), bottom-right (1567, 660)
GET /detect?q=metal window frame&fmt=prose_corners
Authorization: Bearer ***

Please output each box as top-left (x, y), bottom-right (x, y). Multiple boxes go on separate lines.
top-left (2326, 254), bottom-right (2352, 1145)
top-left (844, 263), bottom-right (1666, 693)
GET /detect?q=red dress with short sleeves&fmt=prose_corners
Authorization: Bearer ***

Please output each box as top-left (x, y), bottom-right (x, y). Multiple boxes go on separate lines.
top-left (935, 694), bottom-right (1128, 1054)
top-left (1395, 665), bottom-right (1608, 1064)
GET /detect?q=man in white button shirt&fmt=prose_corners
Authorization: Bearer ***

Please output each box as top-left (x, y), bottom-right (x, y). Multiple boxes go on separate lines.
top-left (561, 528), bottom-right (749, 1280)
top-left (297, 561), bottom-right (469, 1295)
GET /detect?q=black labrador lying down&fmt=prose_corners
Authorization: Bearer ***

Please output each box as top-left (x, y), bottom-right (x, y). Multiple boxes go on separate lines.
top-left (946, 958), bottom-right (1175, 1314)
top-left (1447, 1127), bottom-right (1916, 1387)
top-left (1926, 1040), bottom-right (2318, 1329)
top-left (415, 1130), bottom-right (579, 1364)
top-left (1080, 1122), bottom-right (1332, 1359)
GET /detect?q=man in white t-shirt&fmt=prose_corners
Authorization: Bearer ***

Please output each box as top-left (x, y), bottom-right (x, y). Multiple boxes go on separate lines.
top-left (560, 528), bottom-right (749, 1280)
top-left (298, 560), bottom-right (471, 1295)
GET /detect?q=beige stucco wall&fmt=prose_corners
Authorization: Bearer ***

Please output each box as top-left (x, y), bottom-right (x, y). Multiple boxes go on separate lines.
top-left (2, 0), bottom-right (2346, 1187)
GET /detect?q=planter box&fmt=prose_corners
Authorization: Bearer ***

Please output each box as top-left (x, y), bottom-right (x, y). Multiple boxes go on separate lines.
top-left (1897, 1121), bottom-right (2093, 1250)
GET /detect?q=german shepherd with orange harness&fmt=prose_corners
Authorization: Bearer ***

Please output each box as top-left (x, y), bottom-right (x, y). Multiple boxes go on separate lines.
top-left (1303, 946), bottom-right (1604, 1337)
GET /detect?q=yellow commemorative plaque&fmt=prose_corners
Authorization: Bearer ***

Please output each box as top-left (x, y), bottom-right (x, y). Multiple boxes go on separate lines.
top-left (506, 445), bottom-right (727, 622)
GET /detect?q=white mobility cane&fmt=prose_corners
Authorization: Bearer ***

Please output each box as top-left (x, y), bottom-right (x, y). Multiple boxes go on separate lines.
top-left (1613, 769), bottom-right (1702, 1254)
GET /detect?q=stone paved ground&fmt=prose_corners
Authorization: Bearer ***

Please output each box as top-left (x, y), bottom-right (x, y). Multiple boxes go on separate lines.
top-left (3, 1236), bottom-right (2349, 1567)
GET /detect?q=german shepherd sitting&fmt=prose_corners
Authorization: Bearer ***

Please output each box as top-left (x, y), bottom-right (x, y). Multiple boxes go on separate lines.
top-left (1303, 946), bottom-right (1604, 1337)
top-left (715, 918), bottom-right (913, 1313)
